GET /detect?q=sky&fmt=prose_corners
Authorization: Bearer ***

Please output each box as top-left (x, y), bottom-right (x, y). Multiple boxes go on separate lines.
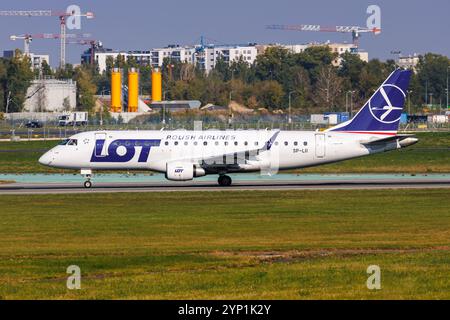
top-left (0, 0), bottom-right (448, 67)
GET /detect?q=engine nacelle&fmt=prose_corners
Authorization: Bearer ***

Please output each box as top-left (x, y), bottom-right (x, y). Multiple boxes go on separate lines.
top-left (165, 162), bottom-right (206, 181)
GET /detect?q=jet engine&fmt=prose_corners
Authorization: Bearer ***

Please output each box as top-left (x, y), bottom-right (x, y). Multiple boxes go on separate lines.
top-left (165, 162), bottom-right (206, 181)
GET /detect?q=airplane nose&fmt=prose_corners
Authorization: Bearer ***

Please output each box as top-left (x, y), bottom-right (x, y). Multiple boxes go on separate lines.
top-left (39, 151), bottom-right (53, 166)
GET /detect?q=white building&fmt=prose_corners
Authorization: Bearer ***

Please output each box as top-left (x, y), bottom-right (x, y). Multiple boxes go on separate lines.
top-left (3, 50), bottom-right (50, 70)
top-left (397, 54), bottom-right (420, 72)
top-left (29, 54), bottom-right (50, 70)
top-left (198, 45), bottom-right (258, 72)
top-left (88, 44), bottom-right (258, 73)
top-left (257, 42), bottom-right (369, 66)
top-left (87, 41), bottom-right (369, 73)
top-left (23, 79), bottom-right (77, 112)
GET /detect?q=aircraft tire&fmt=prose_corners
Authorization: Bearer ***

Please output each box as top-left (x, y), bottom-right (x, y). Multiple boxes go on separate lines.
top-left (84, 180), bottom-right (92, 189)
top-left (218, 175), bottom-right (232, 187)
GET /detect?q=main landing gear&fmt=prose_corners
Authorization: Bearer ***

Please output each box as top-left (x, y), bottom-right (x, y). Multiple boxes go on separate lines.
top-left (81, 169), bottom-right (93, 189)
top-left (218, 175), bottom-right (232, 187)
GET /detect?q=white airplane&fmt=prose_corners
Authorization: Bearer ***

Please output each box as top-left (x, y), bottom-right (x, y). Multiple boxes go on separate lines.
top-left (39, 69), bottom-right (418, 188)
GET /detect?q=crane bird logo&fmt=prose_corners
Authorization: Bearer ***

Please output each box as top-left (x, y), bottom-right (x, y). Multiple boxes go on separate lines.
top-left (369, 84), bottom-right (406, 124)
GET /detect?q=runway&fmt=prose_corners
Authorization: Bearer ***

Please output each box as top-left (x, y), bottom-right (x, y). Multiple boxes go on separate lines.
top-left (1, 177), bottom-right (449, 195)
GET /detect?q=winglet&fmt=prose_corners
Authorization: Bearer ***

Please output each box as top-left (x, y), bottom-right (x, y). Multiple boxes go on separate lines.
top-left (263, 130), bottom-right (280, 151)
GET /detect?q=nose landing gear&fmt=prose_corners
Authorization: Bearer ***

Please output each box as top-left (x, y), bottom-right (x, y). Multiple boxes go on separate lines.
top-left (81, 169), bottom-right (93, 189)
top-left (218, 175), bottom-right (232, 187)
top-left (84, 180), bottom-right (92, 189)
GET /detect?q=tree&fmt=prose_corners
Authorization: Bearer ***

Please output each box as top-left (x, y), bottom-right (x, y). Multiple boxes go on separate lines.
top-left (295, 46), bottom-right (337, 83)
top-left (213, 57), bottom-right (232, 81)
top-left (313, 65), bottom-right (342, 112)
top-left (254, 46), bottom-right (291, 82)
top-left (63, 96), bottom-right (72, 111)
top-left (2, 50), bottom-right (34, 112)
top-left (41, 60), bottom-right (53, 77)
top-left (74, 66), bottom-right (97, 112)
top-left (54, 63), bottom-right (75, 80)
top-left (253, 80), bottom-right (284, 110)
top-left (416, 53), bottom-right (450, 106)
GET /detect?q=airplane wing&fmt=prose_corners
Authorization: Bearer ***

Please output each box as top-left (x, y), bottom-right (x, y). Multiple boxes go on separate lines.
top-left (170, 130), bottom-right (281, 169)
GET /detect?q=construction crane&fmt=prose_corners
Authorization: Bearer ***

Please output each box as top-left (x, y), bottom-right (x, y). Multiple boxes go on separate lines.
top-left (67, 39), bottom-right (100, 65)
top-left (266, 24), bottom-right (381, 48)
top-left (0, 9), bottom-right (94, 68)
top-left (10, 33), bottom-right (92, 56)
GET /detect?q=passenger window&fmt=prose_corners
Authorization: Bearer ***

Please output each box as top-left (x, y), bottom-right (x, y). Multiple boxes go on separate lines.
top-left (203, 141), bottom-right (208, 146)
top-left (184, 141), bottom-right (188, 146)
top-left (304, 141), bottom-right (308, 146)
top-left (275, 142), bottom-right (279, 146)
top-left (244, 141), bottom-right (248, 146)
top-left (215, 141), bottom-right (219, 146)
top-left (224, 142), bottom-right (229, 146)
top-left (165, 141), bottom-right (169, 146)
top-left (294, 142), bottom-right (298, 146)
top-left (254, 142), bottom-right (259, 146)
top-left (284, 142), bottom-right (289, 146)
top-left (234, 141), bottom-right (238, 146)
top-left (174, 141), bottom-right (179, 146)
top-left (194, 141), bottom-right (198, 146)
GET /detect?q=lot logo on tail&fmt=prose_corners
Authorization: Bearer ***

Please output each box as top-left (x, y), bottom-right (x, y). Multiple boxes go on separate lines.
top-left (369, 84), bottom-right (406, 124)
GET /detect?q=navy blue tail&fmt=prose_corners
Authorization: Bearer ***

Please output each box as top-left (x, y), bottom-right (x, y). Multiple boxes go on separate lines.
top-left (328, 69), bottom-right (412, 133)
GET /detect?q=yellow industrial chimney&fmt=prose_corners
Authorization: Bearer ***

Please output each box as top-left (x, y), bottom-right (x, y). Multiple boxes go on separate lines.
top-left (111, 68), bottom-right (122, 113)
top-left (128, 68), bottom-right (139, 113)
top-left (152, 68), bottom-right (162, 102)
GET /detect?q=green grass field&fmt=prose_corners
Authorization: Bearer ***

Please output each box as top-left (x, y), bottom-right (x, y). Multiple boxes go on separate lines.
top-left (0, 189), bottom-right (449, 299)
top-left (0, 132), bottom-right (448, 174)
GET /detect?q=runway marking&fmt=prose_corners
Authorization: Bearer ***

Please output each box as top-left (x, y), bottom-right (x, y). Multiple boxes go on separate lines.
top-left (0, 179), bottom-right (449, 195)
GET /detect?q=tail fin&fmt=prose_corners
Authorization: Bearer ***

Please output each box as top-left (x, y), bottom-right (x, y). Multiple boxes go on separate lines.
top-left (327, 69), bottom-right (412, 134)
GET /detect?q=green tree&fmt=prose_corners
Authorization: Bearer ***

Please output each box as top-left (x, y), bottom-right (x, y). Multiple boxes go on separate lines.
top-left (74, 66), bottom-right (97, 112)
top-left (416, 53), bottom-right (450, 106)
top-left (2, 50), bottom-right (34, 112)
top-left (253, 80), bottom-right (284, 110)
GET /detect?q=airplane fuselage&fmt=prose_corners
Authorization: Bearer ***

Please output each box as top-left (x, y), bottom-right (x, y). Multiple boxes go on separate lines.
top-left (39, 129), bottom-right (406, 174)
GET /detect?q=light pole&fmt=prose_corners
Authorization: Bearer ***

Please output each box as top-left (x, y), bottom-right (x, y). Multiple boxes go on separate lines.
top-left (407, 90), bottom-right (413, 115)
top-left (100, 87), bottom-right (109, 127)
top-left (429, 93), bottom-right (434, 109)
top-left (447, 66), bottom-right (449, 110)
top-left (347, 90), bottom-right (355, 118)
top-left (345, 91), bottom-right (350, 114)
top-left (288, 91), bottom-right (296, 125)
top-left (228, 91), bottom-right (233, 128)
top-left (162, 90), bottom-right (169, 125)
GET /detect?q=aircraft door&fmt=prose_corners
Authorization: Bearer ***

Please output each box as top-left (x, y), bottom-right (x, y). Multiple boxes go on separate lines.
top-left (94, 133), bottom-right (107, 157)
top-left (315, 133), bottom-right (326, 158)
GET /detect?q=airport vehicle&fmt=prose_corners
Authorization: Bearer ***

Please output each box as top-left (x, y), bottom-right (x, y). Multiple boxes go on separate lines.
top-left (39, 69), bottom-right (418, 188)
top-left (58, 112), bottom-right (88, 127)
top-left (25, 120), bottom-right (43, 128)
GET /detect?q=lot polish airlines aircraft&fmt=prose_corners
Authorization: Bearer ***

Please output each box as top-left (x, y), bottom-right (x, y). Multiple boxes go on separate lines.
top-left (39, 69), bottom-right (418, 188)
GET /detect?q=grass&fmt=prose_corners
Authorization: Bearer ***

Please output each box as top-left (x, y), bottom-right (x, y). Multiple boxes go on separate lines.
top-left (0, 132), bottom-right (448, 174)
top-left (0, 189), bottom-right (449, 299)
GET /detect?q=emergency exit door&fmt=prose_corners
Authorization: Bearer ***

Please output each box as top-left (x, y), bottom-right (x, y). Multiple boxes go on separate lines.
top-left (315, 133), bottom-right (326, 158)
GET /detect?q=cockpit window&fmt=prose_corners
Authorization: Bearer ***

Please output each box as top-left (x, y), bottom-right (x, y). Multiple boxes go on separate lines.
top-left (59, 139), bottom-right (77, 146)
top-left (67, 139), bottom-right (78, 146)
top-left (59, 139), bottom-right (70, 145)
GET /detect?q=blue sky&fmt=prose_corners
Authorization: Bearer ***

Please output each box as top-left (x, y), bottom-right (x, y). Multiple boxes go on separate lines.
top-left (0, 0), bottom-right (448, 66)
